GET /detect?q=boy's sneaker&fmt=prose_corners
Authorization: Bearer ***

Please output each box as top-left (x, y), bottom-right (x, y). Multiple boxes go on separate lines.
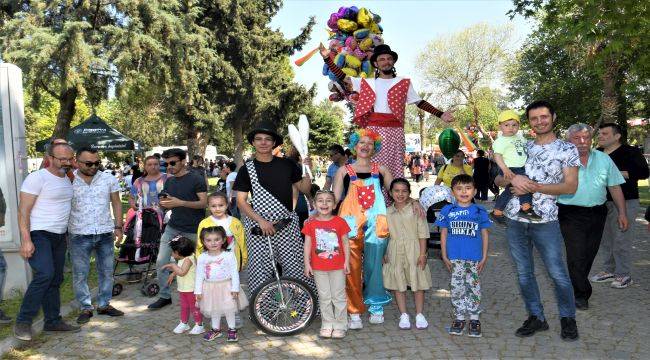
top-left (43, 321), bottom-right (81, 333)
top-left (515, 315), bottom-right (549, 337)
top-left (189, 324), bottom-right (205, 335)
top-left (415, 313), bottom-right (428, 329)
top-left (448, 319), bottom-right (465, 336)
top-left (348, 314), bottom-right (363, 330)
top-left (468, 320), bottom-right (482, 338)
top-left (518, 208), bottom-right (542, 221)
top-left (489, 211), bottom-right (506, 224)
top-left (369, 313), bottom-right (384, 324)
top-left (203, 329), bottom-right (222, 341)
top-left (227, 328), bottom-right (238, 342)
top-left (173, 322), bottom-right (190, 334)
top-left (398, 313), bottom-right (411, 330)
top-left (611, 276), bottom-right (633, 289)
top-left (560, 317), bottom-right (579, 341)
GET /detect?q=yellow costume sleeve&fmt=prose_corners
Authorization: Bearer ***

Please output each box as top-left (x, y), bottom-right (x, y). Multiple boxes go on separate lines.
top-left (231, 218), bottom-right (248, 270)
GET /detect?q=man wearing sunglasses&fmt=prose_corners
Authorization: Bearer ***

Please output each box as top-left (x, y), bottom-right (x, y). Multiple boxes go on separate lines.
top-left (15, 143), bottom-right (78, 341)
top-left (149, 148), bottom-right (207, 310)
top-left (68, 146), bottom-right (125, 324)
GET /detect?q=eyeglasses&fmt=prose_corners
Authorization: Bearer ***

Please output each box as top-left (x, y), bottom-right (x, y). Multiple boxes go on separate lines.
top-left (52, 156), bottom-right (74, 162)
top-left (79, 161), bottom-right (101, 167)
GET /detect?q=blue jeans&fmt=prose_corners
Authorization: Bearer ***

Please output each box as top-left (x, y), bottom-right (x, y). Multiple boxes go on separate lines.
top-left (69, 233), bottom-right (115, 310)
top-left (156, 226), bottom-right (197, 299)
top-left (0, 249), bottom-right (6, 302)
top-left (494, 167), bottom-right (532, 211)
top-left (16, 231), bottom-right (66, 325)
top-left (506, 219), bottom-right (576, 319)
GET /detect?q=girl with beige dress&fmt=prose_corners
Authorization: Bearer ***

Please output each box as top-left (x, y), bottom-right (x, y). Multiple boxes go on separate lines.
top-left (383, 178), bottom-right (432, 330)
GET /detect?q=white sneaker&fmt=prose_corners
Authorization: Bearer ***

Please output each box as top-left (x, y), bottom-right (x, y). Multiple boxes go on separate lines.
top-left (398, 313), bottom-right (411, 329)
top-left (369, 313), bottom-right (384, 324)
top-left (348, 314), bottom-right (363, 330)
top-left (611, 276), bottom-right (633, 289)
top-left (590, 271), bottom-right (615, 283)
top-left (189, 324), bottom-right (205, 335)
top-left (415, 313), bottom-right (428, 329)
top-left (173, 322), bottom-right (190, 334)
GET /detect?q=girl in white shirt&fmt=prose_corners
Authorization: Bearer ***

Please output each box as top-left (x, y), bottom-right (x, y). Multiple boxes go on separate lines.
top-left (195, 226), bottom-right (248, 342)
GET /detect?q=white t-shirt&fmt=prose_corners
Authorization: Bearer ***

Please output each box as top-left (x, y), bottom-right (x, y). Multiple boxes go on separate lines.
top-left (351, 77), bottom-right (421, 114)
top-left (225, 171), bottom-right (237, 199)
top-left (194, 251), bottom-right (239, 293)
top-left (20, 169), bottom-right (73, 234)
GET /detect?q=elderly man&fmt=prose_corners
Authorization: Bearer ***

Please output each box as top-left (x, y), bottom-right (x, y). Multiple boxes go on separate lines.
top-left (15, 143), bottom-right (79, 341)
top-left (498, 100), bottom-right (580, 341)
top-left (591, 123), bottom-right (650, 288)
top-left (69, 147), bottom-right (125, 324)
top-left (557, 124), bottom-right (627, 310)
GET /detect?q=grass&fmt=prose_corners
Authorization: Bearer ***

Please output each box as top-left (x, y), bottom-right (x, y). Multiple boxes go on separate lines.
top-left (639, 180), bottom-right (648, 207)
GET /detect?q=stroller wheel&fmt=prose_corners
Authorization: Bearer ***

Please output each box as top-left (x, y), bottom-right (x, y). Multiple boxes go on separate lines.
top-left (145, 283), bottom-right (160, 297)
top-left (112, 283), bottom-right (123, 297)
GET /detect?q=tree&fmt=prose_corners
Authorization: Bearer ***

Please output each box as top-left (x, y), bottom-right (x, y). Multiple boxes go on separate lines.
top-left (510, 0), bottom-right (650, 126)
top-left (1, 1), bottom-right (119, 138)
top-left (201, 0), bottom-right (315, 165)
top-left (416, 23), bottom-right (513, 143)
top-left (300, 100), bottom-right (346, 155)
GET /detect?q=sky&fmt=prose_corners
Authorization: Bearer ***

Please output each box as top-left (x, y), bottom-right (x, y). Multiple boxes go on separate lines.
top-left (271, 0), bottom-right (535, 103)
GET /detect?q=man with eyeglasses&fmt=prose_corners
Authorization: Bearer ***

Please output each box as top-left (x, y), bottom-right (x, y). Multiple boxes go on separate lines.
top-left (68, 146), bottom-right (125, 325)
top-left (149, 148), bottom-right (207, 310)
top-left (15, 143), bottom-right (79, 341)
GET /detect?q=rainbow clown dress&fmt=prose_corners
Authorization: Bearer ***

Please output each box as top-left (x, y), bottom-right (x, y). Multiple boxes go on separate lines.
top-left (338, 162), bottom-right (392, 316)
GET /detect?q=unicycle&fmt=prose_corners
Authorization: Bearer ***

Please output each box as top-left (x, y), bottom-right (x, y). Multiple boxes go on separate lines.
top-left (249, 236), bottom-right (317, 336)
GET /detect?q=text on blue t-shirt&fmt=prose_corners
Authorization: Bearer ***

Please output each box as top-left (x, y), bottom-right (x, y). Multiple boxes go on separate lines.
top-left (435, 203), bottom-right (491, 261)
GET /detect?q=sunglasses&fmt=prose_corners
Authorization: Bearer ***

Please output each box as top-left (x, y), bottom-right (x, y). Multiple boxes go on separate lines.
top-left (80, 161), bottom-right (101, 167)
top-left (167, 160), bottom-right (181, 166)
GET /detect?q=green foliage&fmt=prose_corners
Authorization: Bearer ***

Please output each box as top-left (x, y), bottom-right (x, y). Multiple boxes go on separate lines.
top-left (299, 100), bottom-right (345, 155)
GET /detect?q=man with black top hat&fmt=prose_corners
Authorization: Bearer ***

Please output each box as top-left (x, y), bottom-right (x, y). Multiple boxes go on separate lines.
top-left (233, 121), bottom-right (316, 295)
top-left (320, 43), bottom-right (455, 178)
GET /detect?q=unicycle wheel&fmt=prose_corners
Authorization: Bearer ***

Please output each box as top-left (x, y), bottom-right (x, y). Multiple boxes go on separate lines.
top-left (249, 277), bottom-right (316, 336)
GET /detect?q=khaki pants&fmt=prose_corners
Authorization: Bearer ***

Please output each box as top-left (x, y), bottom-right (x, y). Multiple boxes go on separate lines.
top-left (314, 270), bottom-right (347, 330)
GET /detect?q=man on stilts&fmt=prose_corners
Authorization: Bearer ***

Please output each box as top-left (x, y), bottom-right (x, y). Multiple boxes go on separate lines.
top-left (320, 43), bottom-right (455, 178)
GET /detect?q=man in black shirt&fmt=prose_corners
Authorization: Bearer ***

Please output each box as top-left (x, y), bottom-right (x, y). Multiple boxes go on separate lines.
top-left (472, 149), bottom-right (490, 201)
top-left (148, 148), bottom-right (207, 310)
top-left (592, 123), bottom-right (649, 288)
top-left (233, 121), bottom-right (315, 295)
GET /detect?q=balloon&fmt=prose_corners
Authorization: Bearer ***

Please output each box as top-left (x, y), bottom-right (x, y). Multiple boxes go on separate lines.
top-left (334, 53), bottom-right (345, 67)
top-left (358, 37), bottom-right (373, 51)
top-left (337, 18), bottom-right (358, 33)
top-left (327, 14), bottom-right (340, 30)
top-left (419, 185), bottom-right (455, 209)
top-left (345, 54), bottom-right (361, 69)
top-left (337, 7), bottom-right (348, 18)
top-left (438, 128), bottom-right (461, 159)
top-left (357, 8), bottom-right (372, 28)
top-left (353, 28), bottom-right (370, 39)
top-left (341, 67), bottom-right (357, 77)
top-left (361, 60), bottom-right (372, 77)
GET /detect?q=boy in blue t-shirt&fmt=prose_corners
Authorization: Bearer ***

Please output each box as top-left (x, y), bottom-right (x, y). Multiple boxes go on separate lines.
top-left (435, 174), bottom-right (491, 338)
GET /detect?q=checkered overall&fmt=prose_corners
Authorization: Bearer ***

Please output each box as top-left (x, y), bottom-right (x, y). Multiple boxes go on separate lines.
top-left (242, 160), bottom-right (316, 295)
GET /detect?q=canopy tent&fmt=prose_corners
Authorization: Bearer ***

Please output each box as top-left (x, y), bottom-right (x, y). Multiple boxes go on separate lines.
top-left (36, 114), bottom-right (139, 152)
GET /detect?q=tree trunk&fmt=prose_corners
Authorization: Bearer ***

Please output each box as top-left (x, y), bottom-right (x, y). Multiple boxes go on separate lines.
top-left (185, 122), bottom-right (202, 158)
top-left (52, 87), bottom-right (78, 139)
top-left (599, 55), bottom-right (620, 126)
top-left (233, 120), bottom-right (244, 166)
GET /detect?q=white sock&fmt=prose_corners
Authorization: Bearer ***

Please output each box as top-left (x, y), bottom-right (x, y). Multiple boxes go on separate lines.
top-left (470, 314), bottom-right (479, 321)
top-left (456, 315), bottom-right (465, 321)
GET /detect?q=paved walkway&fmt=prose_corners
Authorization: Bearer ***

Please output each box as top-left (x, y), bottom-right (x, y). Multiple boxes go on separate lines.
top-left (13, 181), bottom-right (650, 359)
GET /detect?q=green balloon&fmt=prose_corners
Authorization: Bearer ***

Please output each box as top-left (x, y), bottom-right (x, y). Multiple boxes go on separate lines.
top-left (438, 128), bottom-right (460, 159)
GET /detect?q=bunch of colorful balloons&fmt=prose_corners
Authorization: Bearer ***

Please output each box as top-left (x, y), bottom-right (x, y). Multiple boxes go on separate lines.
top-left (323, 6), bottom-right (384, 102)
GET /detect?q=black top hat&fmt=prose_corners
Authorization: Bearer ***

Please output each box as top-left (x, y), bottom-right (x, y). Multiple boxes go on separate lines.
top-left (247, 121), bottom-right (283, 146)
top-left (370, 44), bottom-right (398, 65)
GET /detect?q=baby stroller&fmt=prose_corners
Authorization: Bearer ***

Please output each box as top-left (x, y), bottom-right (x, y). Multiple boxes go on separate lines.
top-left (113, 206), bottom-right (163, 297)
top-left (419, 185), bottom-right (455, 256)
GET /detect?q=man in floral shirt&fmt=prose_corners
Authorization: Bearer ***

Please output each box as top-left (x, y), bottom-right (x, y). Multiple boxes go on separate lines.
top-left (497, 101), bottom-right (580, 341)
top-left (69, 146), bottom-right (125, 324)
